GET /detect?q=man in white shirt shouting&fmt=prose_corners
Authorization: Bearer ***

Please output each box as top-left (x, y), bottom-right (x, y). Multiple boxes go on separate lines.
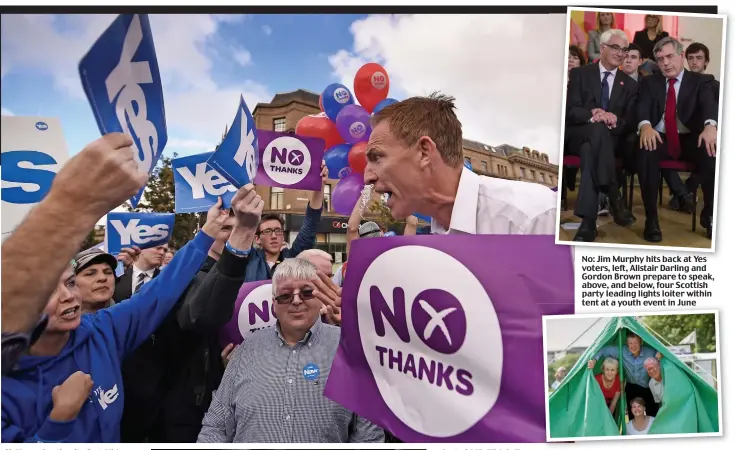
top-left (363, 93), bottom-right (557, 235)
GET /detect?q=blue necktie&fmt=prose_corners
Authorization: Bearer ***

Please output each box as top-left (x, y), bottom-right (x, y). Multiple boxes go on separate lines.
top-left (601, 71), bottom-right (611, 111)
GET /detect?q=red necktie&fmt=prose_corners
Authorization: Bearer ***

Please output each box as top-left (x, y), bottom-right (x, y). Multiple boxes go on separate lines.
top-left (665, 78), bottom-right (681, 159)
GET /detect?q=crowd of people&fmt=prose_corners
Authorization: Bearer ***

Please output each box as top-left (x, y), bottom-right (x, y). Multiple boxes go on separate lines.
top-left (565, 12), bottom-right (720, 243)
top-left (1, 93), bottom-right (560, 443)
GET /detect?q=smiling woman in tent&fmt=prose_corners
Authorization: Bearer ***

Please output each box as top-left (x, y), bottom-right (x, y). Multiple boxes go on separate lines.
top-left (626, 397), bottom-right (655, 435)
top-left (588, 357), bottom-right (621, 415)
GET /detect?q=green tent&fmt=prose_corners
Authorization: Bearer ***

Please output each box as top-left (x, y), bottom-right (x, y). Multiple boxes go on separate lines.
top-left (548, 316), bottom-right (719, 438)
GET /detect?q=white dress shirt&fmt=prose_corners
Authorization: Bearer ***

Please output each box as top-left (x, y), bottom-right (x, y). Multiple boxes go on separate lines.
top-left (649, 377), bottom-right (664, 404)
top-left (430, 168), bottom-right (558, 235)
top-left (131, 264), bottom-right (157, 292)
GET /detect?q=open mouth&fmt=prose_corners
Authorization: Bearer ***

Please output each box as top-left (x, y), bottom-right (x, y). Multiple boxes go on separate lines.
top-left (60, 305), bottom-right (80, 320)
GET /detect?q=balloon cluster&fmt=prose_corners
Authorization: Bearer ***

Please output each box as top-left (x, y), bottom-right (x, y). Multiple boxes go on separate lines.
top-left (296, 63), bottom-right (398, 215)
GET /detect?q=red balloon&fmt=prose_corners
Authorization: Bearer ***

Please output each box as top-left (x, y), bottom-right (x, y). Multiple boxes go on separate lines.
top-left (354, 62), bottom-right (390, 113)
top-left (319, 94), bottom-right (324, 112)
top-left (348, 141), bottom-right (368, 174)
top-left (296, 112), bottom-right (343, 149)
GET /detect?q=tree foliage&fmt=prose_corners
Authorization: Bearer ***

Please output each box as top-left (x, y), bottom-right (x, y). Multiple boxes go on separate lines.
top-left (79, 228), bottom-right (102, 253)
top-left (641, 313), bottom-right (717, 353)
top-left (125, 153), bottom-right (201, 249)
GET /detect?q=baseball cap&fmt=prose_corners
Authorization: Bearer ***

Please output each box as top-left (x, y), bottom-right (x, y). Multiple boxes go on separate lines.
top-left (358, 221), bottom-right (382, 238)
top-left (73, 248), bottom-right (118, 274)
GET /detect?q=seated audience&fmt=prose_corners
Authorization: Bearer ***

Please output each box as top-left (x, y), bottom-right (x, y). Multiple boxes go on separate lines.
top-left (565, 29), bottom-right (637, 242)
top-left (587, 12), bottom-right (617, 62)
top-left (626, 397), bottom-right (655, 435)
top-left (636, 37), bottom-right (718, 241)
top-left (634, 15), bottom-right (669, 74)
top-left (621, 43), bottom-right (647, 81)
top-left (568, 45), bottom-right (586, 77)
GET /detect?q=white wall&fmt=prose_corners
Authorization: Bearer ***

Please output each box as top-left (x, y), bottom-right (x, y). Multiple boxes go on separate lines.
top-left (678, 15), bottom-right (725, 81)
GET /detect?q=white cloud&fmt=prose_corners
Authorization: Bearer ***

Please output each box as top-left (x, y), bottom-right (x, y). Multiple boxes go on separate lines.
top-left (329, 14), bottom-right (566, 164)
top-left (232, 47), bottom-right (252, 66)
top-left (0, 14), bottom-right (271, 141)
top-left (262, 25), bottom-right (272, 36)
top-left (1, 107), bottom-right (14, 116)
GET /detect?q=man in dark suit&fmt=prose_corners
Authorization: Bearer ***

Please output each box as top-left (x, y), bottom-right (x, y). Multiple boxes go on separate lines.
top-left (637, 37), bottom-right (718, 241)
top-left (113, 244), bottom-right (166, 302)
top-left (565, 28), bottom-right (637, 242)
top-left (662, 42), bottom-right (721, 213)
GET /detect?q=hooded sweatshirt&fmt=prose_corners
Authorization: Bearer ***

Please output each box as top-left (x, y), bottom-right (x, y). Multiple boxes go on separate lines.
top-left (1, 231), bottom-right (214, 443)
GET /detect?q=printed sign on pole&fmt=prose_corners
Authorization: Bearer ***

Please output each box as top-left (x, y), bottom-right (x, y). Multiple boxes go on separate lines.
top-left (207, 95), bottom-right (258, 188)
top-left (1, 116), bottom-right (70, 241)
top-left (254, 130), bottom-right (325, 192)
top-left (106, 212), bottom-right (174, 254)
top-left (78, 14), bottom-right (167, 208)
top-left (324, 234), bottom-right (574, 443)
top-left (173, 152), bottom-right (237, 213)
top-left (218, 280), bottom-right (275, 349)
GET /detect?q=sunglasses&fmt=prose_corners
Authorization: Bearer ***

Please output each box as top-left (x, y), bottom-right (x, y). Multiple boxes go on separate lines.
top-left (273, 289), bottom-right (316, 304)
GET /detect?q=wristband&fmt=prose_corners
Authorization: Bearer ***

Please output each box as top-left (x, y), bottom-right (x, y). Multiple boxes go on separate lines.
top-left (225, 241), bottom-right (251, 257)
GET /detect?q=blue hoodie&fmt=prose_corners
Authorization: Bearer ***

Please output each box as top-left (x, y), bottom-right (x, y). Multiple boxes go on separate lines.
top-left (1, 231), bottom-right (214, 443)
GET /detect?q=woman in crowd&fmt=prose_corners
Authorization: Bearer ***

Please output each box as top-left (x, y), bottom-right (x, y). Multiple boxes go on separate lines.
top-left (162, 249), bottom-right (176, 267)
top-left (568, 45), bottom-right (586, 79)
top-left (73, 248), bottom-right (120, 313)
top-left (626, 397), bottom-right (655, 435)
top-left (587, 12), bottom-right (616, 62)
top-left (551, 366), bottom-right (567, 390)
top-left (633, 14), bottom-right (669, 73)
top-left (591, 357), bottom-right (621, 415)
top-left (1, 229), bottom-right (214, 442)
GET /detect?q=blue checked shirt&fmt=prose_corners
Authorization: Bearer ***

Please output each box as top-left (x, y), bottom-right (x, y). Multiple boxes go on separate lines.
top-left (197, 319), bottom-right (384, 443)
top-left (595, 345), bottom-right (658, 387)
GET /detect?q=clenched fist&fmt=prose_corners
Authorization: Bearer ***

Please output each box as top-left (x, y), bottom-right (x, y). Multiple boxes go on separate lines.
top-left (230, 184), bottom-right (265, 230)
top-left (49, 133), bottom-right (149, 216)
top-left (50, 371), bottom-right (94, 422)
top-left (201, 197), bottom-right (230, 238)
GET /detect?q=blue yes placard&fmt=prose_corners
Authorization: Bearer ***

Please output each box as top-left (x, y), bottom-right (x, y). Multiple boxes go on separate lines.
top-left (78, 14), bottom-right (168, 208)
top-left (106, 212), bottom-right (174, 254)
top-left (207, 95), bottom-right (259, 188)
top-left (173, 152), bottom-right (237, 213)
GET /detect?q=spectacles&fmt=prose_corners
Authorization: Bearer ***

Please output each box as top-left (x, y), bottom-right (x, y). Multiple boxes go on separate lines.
top-left (259, 228), bottom-right (284, 236)
top-left (273, 289), bottom-right (316, 304)
top-left (603, 43), bottom-right (629, 54)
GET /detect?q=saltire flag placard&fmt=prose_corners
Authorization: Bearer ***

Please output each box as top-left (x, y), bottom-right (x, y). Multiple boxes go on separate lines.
top-left (324, 234), bottom-right (573, 442)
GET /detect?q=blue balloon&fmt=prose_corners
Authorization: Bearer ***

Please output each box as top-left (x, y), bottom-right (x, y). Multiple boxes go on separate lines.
top-left (322, 83), bottom-right (355, 122)
top-left (323, 143), bottom-right (351, 179)
top-left (373, 98), bottom-right (398, 115)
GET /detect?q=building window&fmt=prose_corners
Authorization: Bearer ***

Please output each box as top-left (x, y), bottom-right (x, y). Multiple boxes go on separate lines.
top-left (273, 117), bottom-right (287, 132)
top-left (497, 164), bottom-right (501, 174)
top-left (549, 175), bottom-right (555, 185)
top-left (464, 156), bottom-right (472, 166)
top-left (540, 173), bottom-right (546, 182)
top-left (520, 167), bottom-right (526, 178)
top-left (530, 170), bottom-right (536, 180)
top-left (270, 186), bottom-right (284, 209)
top-left (323, 184), bottom-right (332, 212)
top-left (481, 161), bottom-right (488, 172)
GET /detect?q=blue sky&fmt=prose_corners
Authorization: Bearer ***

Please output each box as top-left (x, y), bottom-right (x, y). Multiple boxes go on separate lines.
top-left (1, 13), bottom-right (567, 164)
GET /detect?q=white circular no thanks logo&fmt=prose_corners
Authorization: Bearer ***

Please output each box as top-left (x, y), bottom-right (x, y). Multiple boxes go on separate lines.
top-left (334, 87), bottom-right (351, 104)
top-left (237, 283), bottom-right (276, 338)
top-left (349, 122), bottom-right (367, 140)
top-left (356, 246), bottom-right (503, 437)
top-left (371, 71), bottom-right (387, 90)
top-left (263, 136), bottom-right (311, 186)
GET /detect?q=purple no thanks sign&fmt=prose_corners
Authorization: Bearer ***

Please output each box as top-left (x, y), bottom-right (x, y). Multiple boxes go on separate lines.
top-left (218, 280), bottom-right (274, 349)
top-left (324, 235), bottom-right (573, 442)
top-left (254, 130), bottom-right (324, 192)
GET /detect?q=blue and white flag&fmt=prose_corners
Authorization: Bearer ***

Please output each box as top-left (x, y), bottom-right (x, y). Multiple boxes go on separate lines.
top-left (106, 212), bottom-right (174, 254)
top-left (78, 14), bottom-right (167, 208)
top-left (173, 152), bottom-right (237, 213)
top-left (207, 95), bottom-right (259, 188)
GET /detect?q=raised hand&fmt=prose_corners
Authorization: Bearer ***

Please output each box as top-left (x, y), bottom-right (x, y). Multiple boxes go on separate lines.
top-left (312, 272), bottom-right (342, 326)
top-left (201, 197), bottom-right (229, 238)
top-left (117, 246), bottom-right (141, 269)
top-left (49, 133), bottom-right (149, 216)
top-left (221, 343), bottom-right (239, 368)
top-left (230, 184), bottom-right (264, 230)
top-left (49, 371), bottom-right (94, 422)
